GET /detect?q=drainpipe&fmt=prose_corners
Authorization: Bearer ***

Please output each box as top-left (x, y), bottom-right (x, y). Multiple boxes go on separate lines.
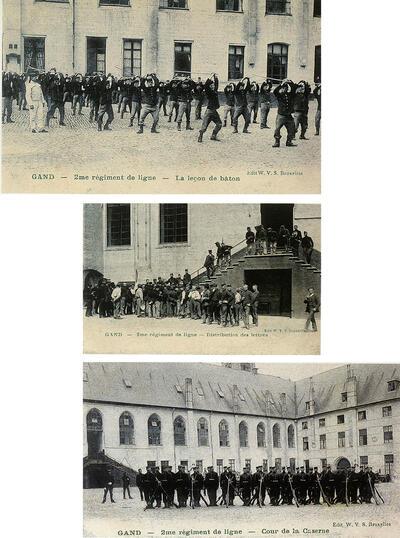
top-left (72, 0), bottom-right (76, 71)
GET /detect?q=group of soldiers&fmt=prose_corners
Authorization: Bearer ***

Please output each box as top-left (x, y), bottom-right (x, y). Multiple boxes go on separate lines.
top-left (102, 463), bottom-right (384, 509)
top-left (2, 69), bottom-right (321, 145)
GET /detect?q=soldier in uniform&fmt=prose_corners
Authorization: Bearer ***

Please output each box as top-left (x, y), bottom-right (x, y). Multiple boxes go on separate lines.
top-left (321, 465), bottom-right (336, 504)
top-left (252, 466), bottom-right (266, 506)
top-left (142, 466), bottom-right (157, 509)
top-left (232, 77), bottom-right (251, 134)
top-left (137, 73), bottom-right (160, 134)
top-left (241, 284), bottom-right (253, 330)
top-left (223, 83), bottom-right (235, 127)
top-left (335, 469), bottom-right (346, 504)
top-left (251, 284), bottom-right (259, 327)
top-left (220, 466), bottom-right (236, 506)
top-left (46, 72), bottom-right (66, 128)
top-left (166, 78), bottom-right (179, 122)
top-left (158, 81), bottom-right (169, 116)
top-left (2, 71), bottom-right (15, 124)
top-left (361, 467), bottom-right (375, 503)
top-left (239, 467), bottom-right (252, 506)
top-left (198, 74), bottom-right (222, 143)
top-left (201, 284), bottom-right (211, 324)
top-left (204, 466), bottom-right (219, 507)
top-left (247, 81), bottom-right (260, 124)
top-left (122, 472), bottom-right (133, 500)
top-left (267, 467), bottom-right (281, 506)
top-left (102, 468), bottom-right (116, 503)
top-left (309, 467), bottom-right (321, 504)
top-left (175, 465), bottom-right (190, 508)
top-left (154, 466), bottom-right (163, 508)
top-left (313, 82), bottom-right (321, 135)
top-left (128, 76), bottom-right (142, 127)
top-left (190, 466), bottom-right (204, 507)
top-left (160, 465), bottom-right (175, 508)
top-left (97, 74), bottom-right (116, 131)
top-left (193, 78), bottom-right (204, 120)
top-left (281, 468), bottom-right (294, 505)
top-left (71, 73), bottom-right (85, 115)
top-left (295, 466), bottom-right (309, 505)
top-left (220, 283), bottom-right (234, 327)
top-left (304, 287), bottom-right (320, 332)
top-left (348, 465), bottom-right (361, 504)
top-left (272, 79), bottom-right (296, 148)
top-left (293, 80), bottom-right (311, 140)
top-left (176, 78), bottom-right (195, 131)
top-left (208, 283), bottom-right (221, 325)
top-left (259, 80), bottom-right (273, 129)
top-left (136, 468), bottom-right (144, 501)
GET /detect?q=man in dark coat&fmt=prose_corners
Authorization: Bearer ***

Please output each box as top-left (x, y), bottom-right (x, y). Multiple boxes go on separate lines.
top-left (160, 466), bottom-right (175, 508)
top-left (232, 77), bottom-right (251, 134)
top-left (198, 74), bottom-right (222, 143)
top-left (174, 465), bottom-right (190, 508)
top-left (301, 231), bottom-right (314, 263)
top-left (190, 467), bottom-right (204, 507)
top-left (97, 74), bottom-right (116, 131)
top-left (259, 79), bottom-right (273, 129)
top-left (122, 472), bottom-right (133, 500)
top-left (102, 468), bottom-right (116, 503)
top-left (137, 73), bottom-right (160, 134)
top-left (142, 466), bottom-right (157, 509)
top-left (204, 250), bottom-right (215, 278)
top-left (193, 78), bottom-right (204, 120)
top-left (204, 466), bottom-right (219, 506)
top-left (251, 284), bottom-right (260, 326)
top-left (2, 71), bottom-right (15, 123)
top-left (176, 77), bottom-right (195, 131)
top-left (246, 227), bottom-right (255, 254)
top-left (220, 467), bottom-right (236, 506)
top-left (239, 467), bottom-right (252, 506)
top-left (46, 72), bottom-right (66, 128)
top-left (304, 286), bottom-right (320, 331)
top-left (272, 79), bottom-right (297, 147)
top-left (293, 80), bottom-right (311, 139)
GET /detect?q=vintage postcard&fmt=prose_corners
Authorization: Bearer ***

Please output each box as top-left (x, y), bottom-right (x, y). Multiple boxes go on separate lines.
top-left (83, 202), bottom-right (321, 354)
top-left (83, 361), bottom-right (400, 537)
top-left (2, 0), bottom-right (321, 194)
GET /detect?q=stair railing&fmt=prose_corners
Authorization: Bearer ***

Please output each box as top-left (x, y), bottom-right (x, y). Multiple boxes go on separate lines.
top-left (190, 238), bottom-right (247, 280)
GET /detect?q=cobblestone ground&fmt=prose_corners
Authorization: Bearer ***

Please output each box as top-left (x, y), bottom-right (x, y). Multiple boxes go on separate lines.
top-left (2, 101), bottom-right (320, 194)
top-left (83, 312), bottom-right (320, 355)
top-left (84, 483), bottom-right (398, 538)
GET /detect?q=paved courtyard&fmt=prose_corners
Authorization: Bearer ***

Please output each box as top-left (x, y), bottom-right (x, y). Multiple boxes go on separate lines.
top-left (83, 313), bottom-right (320, 355)
top-left (2, 101), bottom-right (320, 194)
top-left (83, 483), bottom-right (398, 538)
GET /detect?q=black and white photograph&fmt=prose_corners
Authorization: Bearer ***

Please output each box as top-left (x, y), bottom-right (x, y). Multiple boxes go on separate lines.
top-left (83, 202), bottom-right (321, 355)
top-left (83, 361), bottom-right (400, 537)
top-left (2, 0), bottom-right (321, 194)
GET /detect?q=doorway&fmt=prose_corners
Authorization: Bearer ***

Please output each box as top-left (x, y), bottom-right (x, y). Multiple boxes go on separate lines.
top-left (174, 42), bottom-right (191, 77)
top-left (335, 457), bottom-right (351, 470)
top-left (244, 269), bottom-right (292, 316)
top-left (87, 37), bottom-right (106, 74)
top-left (260, 204), bottom-right (294, 231)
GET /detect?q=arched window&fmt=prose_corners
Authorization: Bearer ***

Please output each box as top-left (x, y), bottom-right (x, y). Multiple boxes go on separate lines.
top-left (87, 408), bottom-right (103, 431)
top-left (173, 416), bottom-right (186, 446)
top-left (257, 422), bottom-right (266, 447)
top-left (288, 424), bottom-right (295, 448)
top-left (148, 414), bottom-right (161, 445)
top-left (197, 417), bottom-right (209, 446)
top-left (86, 408), bottom-right (103, 457)
top-left (267, 43), bottom-right (289, 81)
top-left (272, 423), bottom-right (281, 448)
top-left (219, 419), bottom-right (229, 447)
top-left (119, 411), bottom-right (134, 445)
top-left (239, 421), bottom-right (248, 447)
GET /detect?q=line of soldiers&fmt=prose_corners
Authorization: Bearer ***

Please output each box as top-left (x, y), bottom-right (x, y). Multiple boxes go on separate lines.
top-left (102, 463), bottom-right (383, 509)
top-left (3, 69), bottom-right (321, 145)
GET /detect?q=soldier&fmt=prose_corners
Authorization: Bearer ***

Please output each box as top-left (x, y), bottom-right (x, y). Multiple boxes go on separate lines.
top-left (239, 467), bottom-right (252, 506)
top-left (71, 73), bottom-right (85, 115)
top-left (183, 269), bottom-right (192, 288)
top-left (166, 78), bottom-right (179, 122)
top-left (2, 71), bottom-right (15, 124)
top-left (102, 468), bottom-right (116, 504)
top-left (232, 77), bottom-right (251, 134)
top-left (220, 466), bottom-right (236, 506)
top-left (160, 465), bottom-right (175, 508)
top-left (204, 466), bottom-right (219, 507)
top-left (281, 469), bottom-right (294, 505)
top-left (158, 81), bottom-right (169, 116)
top-left (304, 287), bottom-right (320, 332)
top-left (142, 466), bottom-right (157, 509)
top-left (46, 72), bottom-right (66, 128)
top-left (267, 227), bottom-right (278, 254)
top-left (209, 283), bottom-right (221, 325)
top-left (175, 465), bottom-right (190, 508)
top-left (25, 71), bottom-right (47, 133)
top-left (313, 82), bottom-right (321, 135)
top-left (246, 226), bottom-right (255, 255)
top-left (335, 469), bottom-right (346, 504)
top-left (204, 250), bottom-right (215, 279)
top-left (97, 74), bottom-right (116, 131)
top-left (220, 283), bottom-right (234, 327)
top-left (293, 81), bottom-right (311, 140)
top-left (201, 284), bottom-right (211, 324)
top-left (176, 77), bottom-right (195, 131)
top-left (295, 466), bottom-right (309, 505)
top-left (190, 466), bottom-right (204, 507)
top-left (252, 465), bottom-right (266, 506)
top-left (137, 73), bottom-right (160, 134)
top-left (193, 78), bottom-right (204, 120)
top-left (309, 467), bottom-right (321, 504)
top-left (348, 465), bottom-right (361, 504)
top-left (259, 80), bottom-right (273, 129)
top-left (17, 73), bottom-right (28, 111)
top-left (321, 465), bottom-right (336, 504)
top-left (129, 76), bottom-right (142, 127)
top-left (119, 78), bottom-right (133, 119)
top-left (223, 83), bottom-right (235, 127)
top-left (247, 81), bottom-right (259, 124)
top-left (136, 468), bottom-right (145, 501)
top-left (251, 284), bottom-right (259, 327)
top-left (361, 467), bottom-right (375, 504)
top-left (122, 472), bottom-right (133, 500)
top-left (272, 79), bottom-right (296, 148)
top-left (198, 74), bottom-right (222, 143)
top-left (267, 467), bottom-right (281, 506)
top-left (241, 284), bottom-right (253, 330)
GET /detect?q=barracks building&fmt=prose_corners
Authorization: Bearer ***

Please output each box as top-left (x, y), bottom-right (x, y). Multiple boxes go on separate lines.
top-left (3, 0), bottom-right (321, 84)
top-left (83, 362), bottom-right (400, 487)
top-left (83, 203), bottom-right (321, 319)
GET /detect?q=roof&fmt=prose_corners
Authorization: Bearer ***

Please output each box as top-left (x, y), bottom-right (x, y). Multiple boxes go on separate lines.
top-left (83, 363), bottom-right (400, 419)
top-left (83, 362), bottom-right (296, 418)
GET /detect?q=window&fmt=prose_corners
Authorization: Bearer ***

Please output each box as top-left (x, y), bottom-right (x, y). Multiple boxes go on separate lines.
top-left (216, 459), bottom-right (223, 474)
top-left (217, 0), bottom-right (242, 12)
top-left (302, 421), bottom-right (308, 430)
top-left (319, 418), bottom-right (325, 427)
top-left (219, 419), bottom-right (229, 447)
top-left (358, 410), bottom-right (367, 421)
top-left (86, 408), bottom-right (103, 457)
top-left (337, 414), bottom-right (345, 424)
top-left (119, 412), bottom-right (134, 445)
top-left (289, 458), bottom-right (296, 472)
top-left (87, 408), bottom-right (102, 430)
top-left (305, 401), bottom-right (310, 411)
top-left (228, 459), bottom-right (236, 471)
top-left (160, 0), bottom-right (187, 7)
top-left (123, 39), bottom-right (142, 77)
top-left (320, 458), bottom-right (327, 470)
top-left (24, 37), bottom-right (45, 73)
top-left (196, 460), bottom-right (203, 473)
top-left (314, 45), bottom-right (321, 83)
top-left (197, 418), bottom-right (209, 446)
top-left (123, 378), bottom-right (132, 388)
top-left (245, 458), bottom-right (252, 469)
top-left (360, 456), bottom-right (368, 467)
top-left (263, 459), bottom-right (269, 472)
top-left (147, 460), bottom-right (156, 470)
top-left (175, 384), bottom-right (183, 393)
top-left (359, 429), bottom-right (368, 446)
top-left (338, 431), bottom-right (345, 448)
top-left (287, 424), bottom-right (295, 448)
top-left (319, 434), bottom-right (326, 449)
top-left (160, 204), bottom-right (188, 244)
top-left (173, 416), bottom-right (186, 446)
top-left (383, 406), bottom-right (392, 417)
top-left (275, 458), bottom-right (282, 472)
top-left (388, 380), bottom-right (399, 392)
top-left (180, 460), bottom-right (188, 471)
top-left (384, 454), bottom-right (394, 476)
top-left (228, 45), bottom-right (244, 80)
top-left (161, 460), bottom-right (169, 470)
top-left (383, 425), bottom-right (393, 443)
top-left (100, 0), bottom-right (130, 5)
top-left (272, 423), bottom-right (281, 448)
top-left (83, 371), bottom-right (88, 382)
top-left (257, 422), bottom-right (266, 447)
top-left (303, 437), bottom-right (309, 451)
top-left (239, 421), bottom-right (248, 447)
top-left (267, 43), bottom-right (288, 81)
top-left (107, 204), bottom-right (131, 247)
top-left (148, 414), bottom-right (161, 445)
top-left (341, 392), bottom-right (348, 402)
top-left (174, 42), bottom-right (191, 77)
top-left (313, 0), bottom-right (321, 17)
top-left (266, 1), bottom-right (291, 15)
top-left (87, 37), bottom-right (106, 74)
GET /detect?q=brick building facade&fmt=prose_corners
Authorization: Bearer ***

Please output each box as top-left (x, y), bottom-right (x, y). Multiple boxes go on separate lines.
top-left (3, 1), bottom-right (321, 83)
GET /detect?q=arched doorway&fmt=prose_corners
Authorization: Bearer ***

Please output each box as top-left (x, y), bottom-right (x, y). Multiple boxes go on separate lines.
top-left (83, 269), bottom-right (103, 290)
top-left (335, 457), bottom-right (351, 470)
top-left (86, 408), bottom-right (103, 458)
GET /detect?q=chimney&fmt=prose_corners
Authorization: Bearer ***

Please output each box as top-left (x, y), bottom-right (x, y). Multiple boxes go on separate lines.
top-left (345, 365), bottom-right (357, 407)
top-left (233, 385), bottom-right (239, 414)
top-left (280, 393), bottom-right (287, 415)
top-left (185, 378), bottom-right (193, 409)
top-left (307, 378), bottom-right (315, 415)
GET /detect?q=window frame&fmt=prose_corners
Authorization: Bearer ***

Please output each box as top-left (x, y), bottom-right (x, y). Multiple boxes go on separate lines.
top-left (272, 423), bottom-right (281, 448)
top-left (159, 0), bottom-right (188, 9)
top-left (174, 41), bottom-right (192, 78)
top-left (319, 434), bottom-right (326, 450)
top-left (358, 410), bottom-right (367, 421)
top-left (122, 38), bottom-right (142, 78)
top-left (106, 203), bottom-right (131, 248)
top-left (148, 414), bottom-right (162, 446)
top-left (159, 204), bottom-right (189, 246)
top-left (257, 422), bottom-right (266, 448)
top-left (338, 431), bottom-right (345, 448)
top-left (337, 414), bottom-right (345, 425)
top-left (219, 419), bottom-right (230, 447)
top-left (197, 417), bottom-right (209, 447)
top-left (99, 0), bottom-right (131, 6)
top-left (313, 0), bottom-right (321, 18)
top-left (173, 415), bottom-right (186, 446)
top-left (265, 0), bottom-right (292, 16)
top-left (216, 0), bottom-right (243, 13)
top-left (303, 436), bottom-right (309, 451)
top-left (383, 425), bottom-right (393, 443)
top-left (119, 411), bottom-right (134, 445)
top-left (287, 424), bottom-right (295, 448)
top-left (239, 421), bottom-right (249, 448)
top-left (319, 418), bottom-right (326, 427)
top-left (382, 405), bottom-right (392, 417)
top-left (228, 44), bottom-right (245, 80)
top-left (359, 428), bottom-right (368, 446)
top-left (267, 42), bottom-right (289, 82)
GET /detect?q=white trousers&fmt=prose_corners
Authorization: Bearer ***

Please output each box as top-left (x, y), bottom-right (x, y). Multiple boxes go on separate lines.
top-left (29, 102), bottom-right (45, 131)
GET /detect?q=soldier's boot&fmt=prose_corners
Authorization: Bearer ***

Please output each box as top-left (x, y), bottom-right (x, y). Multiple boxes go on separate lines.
top-left (260, 123), bottom-right (266, 129)
top-left (168, 116), bottom-right (172, 123)
top-left (286, 138), bottom-right (296, 147)
top-left (198, 131), bottom-right (204, 143)
top-left (103, 122), bottom-right (112, 131)
top-left (272, 137), bottom-right (280, 148)
top-left (97, 122), bottom-right (102, 132)
top-left (243, 122), bottom-right (251, 133)
top-left (177, 121), bottom-right (182, 131)
top-left (233, 125), bottom-right (238, 134)
top-left (129, 118), bottom-right (133, 127)
top-left (315, 129), bottom-right (319, 136)
top-left (210, 125), bottom-right (221, 141)
top-left (137, 124), bottom-right (144, 134)
top-left (186, 121), bottom-right (193, 130)
top-left (151, 123), bottom-right (159, 133)
top-left (223, 120), bottom-right (227, 127)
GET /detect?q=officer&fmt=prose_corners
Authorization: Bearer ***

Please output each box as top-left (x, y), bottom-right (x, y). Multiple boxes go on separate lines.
top-left (160, 465), bottom-right (175, 508)
top-left (293, 80), bottom-right (311, 140)
top-left (220, 466), bottom-right (236, 506)
top-left (142, 465), bottom-right (157, 509)
top-left (223, 83), bottom-right (235, 127)
top-left (122, 471), bottom-right (133, 500)
top-left (198, 74), bottom-right (222, 143)
top-left (239, 467), bottom-right (252, 506)
top-left (259, 80), bottom-right (273, 129)
top-left (232, 77), bottom-right (251, 134)
top-left (97, 74), bottom-right (116, 131)
top-left (128, 76), bottom-right (142, 127)
top-left (190, 466), bottom-right (204, 507)
top-left (174, 465), bottom-right (190, 508)
top-left (102, 468), bottom-right (116, 504)
top-left (176, 77), bottom-right (195, 131)
top-left (46, 72), bottom-right (66, 128)
top-left (204, 466), bottom-right (219, 507)
top-left (137, 73), bottom-right (160, 134)
top-left (247, 81), bottom-right (259, 124)
top-left (272, 79), bottom-right (296, 148)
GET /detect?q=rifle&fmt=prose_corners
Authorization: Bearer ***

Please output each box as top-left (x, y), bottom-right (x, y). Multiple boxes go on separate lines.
top-left (157, 478), bottom-right (179, 509)
top-left (345, 475), bottom-right (349, 507)
top-left (226, 477), bottom-right (230, 508)
top-left (190, 475), bottom-right (195, 509)
top-left (316, 477), bottom-right (331, 507)
top-left (374, 485), bottom-right (385, 504)
top-left (368, 474), bottom-right (383, 505)
top-left (288, 475), bottom-right (299, 508)
top-left (258, 474), bottom-right (263, 508)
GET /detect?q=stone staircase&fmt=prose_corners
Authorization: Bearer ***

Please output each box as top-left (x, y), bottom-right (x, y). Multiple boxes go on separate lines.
top-left (83, 452), bottom-right (137, 488)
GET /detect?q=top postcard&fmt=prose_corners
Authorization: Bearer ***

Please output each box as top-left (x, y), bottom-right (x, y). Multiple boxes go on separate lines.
top-left (1, 0), bottom-right (321, 194)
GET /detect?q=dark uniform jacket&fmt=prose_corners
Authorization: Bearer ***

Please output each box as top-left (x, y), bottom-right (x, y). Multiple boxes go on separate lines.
top-left (204, 76), bottom-right (220, 110)
top-left (273, 81), bottom-right (297, 116)
top-left (259, 81), bottom-right (273, 104)
top-left (140, 75), bottom-right (160, 107)
top-left (204, 471), bottom-right (219, 490)
top-left (304, 293), bottom-right (320, 313)
top-left (177, 79), bottom-right (195, 102)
